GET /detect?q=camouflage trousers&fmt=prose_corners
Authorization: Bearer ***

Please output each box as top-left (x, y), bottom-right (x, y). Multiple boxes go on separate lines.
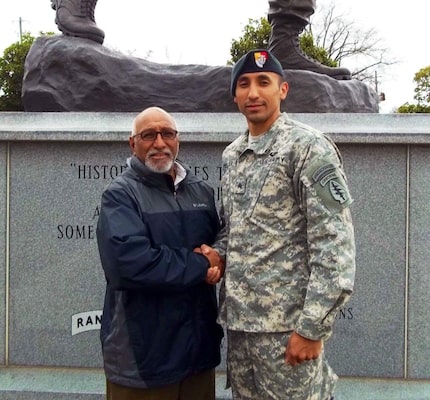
top-left (227, 330), bottom-right (337, 400)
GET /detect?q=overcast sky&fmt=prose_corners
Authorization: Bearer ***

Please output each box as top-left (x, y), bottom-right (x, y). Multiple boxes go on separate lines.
top-left (1, 0), bottom-right (429, 113)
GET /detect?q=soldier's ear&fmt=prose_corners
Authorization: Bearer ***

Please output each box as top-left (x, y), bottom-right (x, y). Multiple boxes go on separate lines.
top-left (280, 81), bottom-right (289, 100)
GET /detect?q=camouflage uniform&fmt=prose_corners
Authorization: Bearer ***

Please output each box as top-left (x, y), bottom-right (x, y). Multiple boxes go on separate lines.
top-left (215, 113), bottom-right (355, 399)
top-left (227, 331), bottom-right (336, 400)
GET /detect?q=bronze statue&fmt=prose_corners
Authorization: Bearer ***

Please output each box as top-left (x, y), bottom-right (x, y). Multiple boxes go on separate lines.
top-left (50, 0), bottom-right (104, 44)
top-left (268, 0), bottom-right (351, 79)
top-left (49, 0), bottom-right (350, 80)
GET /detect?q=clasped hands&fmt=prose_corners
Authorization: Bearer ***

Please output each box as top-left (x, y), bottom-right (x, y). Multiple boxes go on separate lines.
top-left (194, 244), bottom-right (225, 285)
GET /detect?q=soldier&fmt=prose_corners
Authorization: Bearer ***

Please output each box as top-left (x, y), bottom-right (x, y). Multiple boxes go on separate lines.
top-left (200, 49), bottom-right (356, 399)
top-left (50, 0), bottom-right (351, 79)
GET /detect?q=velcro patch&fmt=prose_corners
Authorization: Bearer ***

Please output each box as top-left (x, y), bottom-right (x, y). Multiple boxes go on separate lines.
top-left (311, 163), bottom-right (352, 211)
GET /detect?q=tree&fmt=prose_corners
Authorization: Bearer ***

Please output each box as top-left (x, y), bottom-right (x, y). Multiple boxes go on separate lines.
top-left (413, 66), bottom-right (430, 105)
top-left (229, 17), bottom-right (336, 68)
top-left (0, 32), bottom-right (35, 111)
top-left (397, 66), bottom-right (430, 113)
top-left (300, 30), bottom-right (338, 68)
top-left (309, 0), bottom-right (395, 85)
top-left (229, 17), bottom-right (271, 65)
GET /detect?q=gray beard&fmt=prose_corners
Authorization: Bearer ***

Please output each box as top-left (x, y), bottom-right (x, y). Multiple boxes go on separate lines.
top-left (145, 157), bottom-right (174, 174)
top-left (144, 142), bottom-right (179, 174)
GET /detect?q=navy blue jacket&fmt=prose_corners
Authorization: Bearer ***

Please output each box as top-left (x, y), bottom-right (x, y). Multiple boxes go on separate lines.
top-left (96, 156), bottom-right (223, 389)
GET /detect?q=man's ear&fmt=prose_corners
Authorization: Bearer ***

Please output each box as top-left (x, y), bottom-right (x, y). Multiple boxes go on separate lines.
top-left (129, 137), bottom-right (135, 154)
top-left (280, 81), bottom-right (289, 100)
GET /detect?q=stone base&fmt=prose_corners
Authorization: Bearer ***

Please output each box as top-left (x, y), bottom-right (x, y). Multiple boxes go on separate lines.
top-left (22, 35), bottom-right (379, 113)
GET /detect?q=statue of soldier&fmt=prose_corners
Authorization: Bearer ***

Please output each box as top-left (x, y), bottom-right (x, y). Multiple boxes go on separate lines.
top-left (268, 0), bottom-right (351, 79)
top-left (50, 0), bottom-right (104, 45)
top-left (50, 0), bottom-right (351, 79)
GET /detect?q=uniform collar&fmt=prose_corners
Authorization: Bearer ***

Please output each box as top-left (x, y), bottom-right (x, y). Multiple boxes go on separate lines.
top-left (237, 113), bottom-right (286, 156)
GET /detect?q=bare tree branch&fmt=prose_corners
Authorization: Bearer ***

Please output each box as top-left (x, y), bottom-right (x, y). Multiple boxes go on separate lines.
top-left (307, 0), bottom-right (397, 87)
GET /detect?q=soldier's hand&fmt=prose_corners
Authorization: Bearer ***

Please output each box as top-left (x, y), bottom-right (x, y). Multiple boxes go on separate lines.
top-left (285, 331), bottom-right (322, 367)
top-left (200, 244), bottom-right (225, 273)
top-left (194, 244), bottom-right (225, 284)
top-left (205, 266), bottom-right (222, 285)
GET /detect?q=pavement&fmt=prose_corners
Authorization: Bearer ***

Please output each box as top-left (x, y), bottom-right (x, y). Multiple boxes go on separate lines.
top-left (1, 368), bottom-right (430, 399)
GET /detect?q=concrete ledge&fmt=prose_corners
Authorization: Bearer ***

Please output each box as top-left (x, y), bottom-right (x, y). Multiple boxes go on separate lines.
top-left (0, 367), bottom-right (104, 399)
top-left (1, 368), bottom-right (430, 399)
top-left (2, 112), bottom-right (430, 143)
top-left (0, 367), bottom-right (231, 399)
top-left (336, 377), bottom-right (430, 400)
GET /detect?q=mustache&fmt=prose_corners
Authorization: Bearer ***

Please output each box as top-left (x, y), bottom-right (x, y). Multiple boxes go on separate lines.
top-left (147, 149), bottom-right (174, 159)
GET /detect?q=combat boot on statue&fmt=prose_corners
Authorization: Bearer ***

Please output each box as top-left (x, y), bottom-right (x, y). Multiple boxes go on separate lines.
top-left (51, 0), bottom-right (105, 44)
top-left (268, 17), bottom-right (351, 80)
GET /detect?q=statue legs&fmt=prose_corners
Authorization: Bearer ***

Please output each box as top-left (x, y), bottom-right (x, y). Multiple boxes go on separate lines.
top-left (51, 0), bottom-right (104, 44)
top-left (268, 0), bottom-right (351, 80)
top-left (48, 0), bottom-right (348, 79)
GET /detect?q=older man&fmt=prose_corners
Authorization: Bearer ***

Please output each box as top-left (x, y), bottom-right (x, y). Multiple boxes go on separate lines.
top-left (96, 106), bottom-right (224, 400)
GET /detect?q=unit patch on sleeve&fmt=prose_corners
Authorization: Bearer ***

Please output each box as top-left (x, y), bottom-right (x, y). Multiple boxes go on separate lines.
top-left (311, 163), bottom-right (353, 211)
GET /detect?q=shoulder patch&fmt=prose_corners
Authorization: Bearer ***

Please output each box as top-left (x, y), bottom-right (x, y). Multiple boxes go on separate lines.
top-left (312, 164), bottom-right (336, 183)
top-left (328, 180), bottom-right (350, 205)
top-left (310, 163), bottom-right (353, 211)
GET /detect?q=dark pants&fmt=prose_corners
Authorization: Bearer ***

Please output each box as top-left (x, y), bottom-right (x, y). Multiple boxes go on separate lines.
top-left (106, 369), bottom-right (215, 400)
top-left (268, 0), bottom-right (316, 23)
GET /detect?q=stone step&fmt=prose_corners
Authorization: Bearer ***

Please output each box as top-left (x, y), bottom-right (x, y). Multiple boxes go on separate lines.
top-left (1, 367), bottom-right (430, 399)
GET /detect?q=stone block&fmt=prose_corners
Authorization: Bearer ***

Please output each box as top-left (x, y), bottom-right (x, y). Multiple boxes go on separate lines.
top-left (8, 142), bottom-right (129, 367)
top-left (408, 146), bottom-right (430, 379)
top-left (325, 144), bottom-right (407, 378)
top-left (0, 143), bottom-right (6, 364)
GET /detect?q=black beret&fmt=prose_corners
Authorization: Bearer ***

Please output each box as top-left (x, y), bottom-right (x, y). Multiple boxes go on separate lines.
top-left (230, 49), bottom-right (284, 96)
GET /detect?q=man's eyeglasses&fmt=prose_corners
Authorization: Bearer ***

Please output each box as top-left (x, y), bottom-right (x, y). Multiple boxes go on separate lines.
top-left (133, 128), bottom-right (178, 141)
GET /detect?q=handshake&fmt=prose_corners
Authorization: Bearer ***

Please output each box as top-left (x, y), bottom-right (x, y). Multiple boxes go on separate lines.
top-left (194, 244), bottom-right (225, 285)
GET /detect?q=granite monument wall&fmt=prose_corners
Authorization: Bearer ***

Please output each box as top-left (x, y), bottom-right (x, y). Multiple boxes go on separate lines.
top-left (1, 112), bottom-right (430, 397)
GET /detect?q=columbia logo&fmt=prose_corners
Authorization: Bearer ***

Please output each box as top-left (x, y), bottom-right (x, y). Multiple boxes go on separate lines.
top-left (193, 203), bottom-right (208, 208)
